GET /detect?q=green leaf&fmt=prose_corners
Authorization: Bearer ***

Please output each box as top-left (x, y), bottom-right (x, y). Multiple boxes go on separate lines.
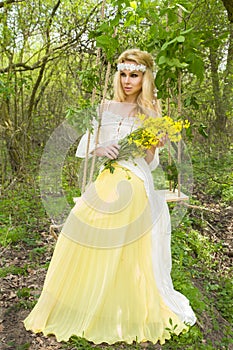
top-left (198, 123), bottom-right (208, 138)
top-left (98, 22), bottom-right (111, 32)
top-left (161, 35), bottom-right (185, 51)
top-left (167, 58), bottom-right (188, 68)
top-left (184, 96), bottom-right (199, 110)
top-left (96, 35), bottom-right (111, 48)
top-left (161, 37), bottom-right (177, 51)
top-left (176, 35), bottom-right (185, 42)
top-left (130, 1), bottom-right (137, 10)
top-left (185, 125), bottom-right (193, 140)
top-left (188, 56), bottom-right (204, 80)
top-left (166, 8), bottom-right (178, 26)
top-left (154, 70), bottom-right (163, 87)
top-left (181, 27), bottom-right (194, 35)
top-left (158, 56), bottom-right (167, 65)
top-left (176, 3), bottom-right (190, 13)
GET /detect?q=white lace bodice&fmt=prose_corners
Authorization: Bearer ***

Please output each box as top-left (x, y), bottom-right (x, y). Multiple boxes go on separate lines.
top-left (76, 110), bottom-right (140, 157)
top-left (99, 111), bottom-right (140, 143)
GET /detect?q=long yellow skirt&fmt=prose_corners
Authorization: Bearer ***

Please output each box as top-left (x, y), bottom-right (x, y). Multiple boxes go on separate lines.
top-left (24, 165), bottom-right (187, 344)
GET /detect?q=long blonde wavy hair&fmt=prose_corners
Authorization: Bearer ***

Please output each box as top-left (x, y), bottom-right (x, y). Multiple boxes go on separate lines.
top-left (113, 49), bottom-right (161, 116)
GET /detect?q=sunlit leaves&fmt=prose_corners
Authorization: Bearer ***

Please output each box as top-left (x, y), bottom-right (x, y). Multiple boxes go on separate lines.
top-left (95, 35), bottom-right (119, 61)
top-left (161, 35), bottom-right (185, 51)
top-left (90, 0), bottom-right (205, 102)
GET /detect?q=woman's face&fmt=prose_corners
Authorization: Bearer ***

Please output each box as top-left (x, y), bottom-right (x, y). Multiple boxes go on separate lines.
top-left (120, 60), bottom-right (143, 102)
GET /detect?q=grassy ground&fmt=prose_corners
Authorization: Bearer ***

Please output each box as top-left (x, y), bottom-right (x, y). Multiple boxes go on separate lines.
top-left (0, 150), bottom-right (232, 350)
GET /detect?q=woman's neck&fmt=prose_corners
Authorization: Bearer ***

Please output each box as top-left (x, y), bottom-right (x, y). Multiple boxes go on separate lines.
top-left (124, 96), bottom-right (138, 104)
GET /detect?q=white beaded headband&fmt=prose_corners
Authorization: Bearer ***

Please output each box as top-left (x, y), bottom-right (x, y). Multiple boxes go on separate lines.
top-left (117, 62), bottom-right (147, 72)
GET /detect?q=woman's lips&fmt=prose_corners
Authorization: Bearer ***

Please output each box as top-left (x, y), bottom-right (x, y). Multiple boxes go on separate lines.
top-left (124, 87), bottom-right (131, 92)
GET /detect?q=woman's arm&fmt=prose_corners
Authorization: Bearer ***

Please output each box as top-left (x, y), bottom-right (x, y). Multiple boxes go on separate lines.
top-left (145, 146), bottom-right (156, 164)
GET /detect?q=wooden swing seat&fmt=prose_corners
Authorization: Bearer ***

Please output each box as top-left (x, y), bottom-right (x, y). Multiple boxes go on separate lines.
top-left (160, 189), bottom-right (189, 202)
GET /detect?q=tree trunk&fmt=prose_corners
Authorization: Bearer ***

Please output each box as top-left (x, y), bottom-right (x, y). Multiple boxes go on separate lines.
top-left (209, 45), bottom-right (227, 132)
top-left (222, 23), bottom-right (233, 122)
top-left (221, 0), bottom-right (233, 22)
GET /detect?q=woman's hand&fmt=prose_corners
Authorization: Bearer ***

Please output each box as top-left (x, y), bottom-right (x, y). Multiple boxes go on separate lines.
top-left (145, 135), bottom-right (168, 164)
top-left (94, 144), bottom-right (120, 159)
top-left (156, 135), bottom-right (168, 148)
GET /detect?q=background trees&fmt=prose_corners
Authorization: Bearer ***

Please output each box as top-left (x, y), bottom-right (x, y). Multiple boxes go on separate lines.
top-left (0, 0), bottom-right (99, 175)
top-left (0, 0), bottom-right (232, 180)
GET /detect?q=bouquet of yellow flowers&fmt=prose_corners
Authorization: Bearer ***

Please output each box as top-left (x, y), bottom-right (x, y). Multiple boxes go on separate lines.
top-left (95, 114), bottom-right (190, 176)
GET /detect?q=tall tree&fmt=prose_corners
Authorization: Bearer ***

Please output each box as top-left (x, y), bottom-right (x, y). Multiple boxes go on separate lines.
top-left (221, 0), bottom-right (233, 22)
top-left (0, 0), bottom-right (100, 173)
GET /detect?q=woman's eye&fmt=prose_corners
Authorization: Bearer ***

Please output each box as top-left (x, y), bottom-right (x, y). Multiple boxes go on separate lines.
top-left (131, 73), bottom-right (138, 78)
top-left (120, 72), bottom-right (126, 77)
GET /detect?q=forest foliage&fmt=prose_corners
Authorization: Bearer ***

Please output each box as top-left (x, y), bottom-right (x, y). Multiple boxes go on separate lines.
top-left (0, 0), bottom-right (232, 349)
top-left (0, 0), bottom-right (232, 179)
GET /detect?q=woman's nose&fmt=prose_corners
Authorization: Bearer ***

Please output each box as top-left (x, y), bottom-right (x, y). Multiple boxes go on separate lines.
top-left (125, 75), bottom-right (130, 83)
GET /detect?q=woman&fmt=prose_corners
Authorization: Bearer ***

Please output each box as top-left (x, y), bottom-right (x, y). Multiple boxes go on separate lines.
top-left (24, 49), bottom-right (196, 345)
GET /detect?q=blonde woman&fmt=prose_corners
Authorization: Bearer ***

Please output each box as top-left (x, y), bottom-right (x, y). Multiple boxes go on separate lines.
top-left (24, 49), bottom-right (196, 345)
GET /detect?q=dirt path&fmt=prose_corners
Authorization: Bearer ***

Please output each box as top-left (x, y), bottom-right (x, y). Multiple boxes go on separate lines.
top-left (0, 234), bottom-right (64, 350)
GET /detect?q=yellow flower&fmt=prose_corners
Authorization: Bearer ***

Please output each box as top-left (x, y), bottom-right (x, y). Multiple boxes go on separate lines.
top-left (136, 113), bottom-right (190, 143)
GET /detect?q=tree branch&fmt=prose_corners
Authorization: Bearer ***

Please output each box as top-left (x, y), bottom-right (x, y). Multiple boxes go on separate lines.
top-left (0, 3), bottom-right (100, 74)
top-left (0, 0), bottom-right (24, 7)
top-left (27, 0), bottom-right (61, 129)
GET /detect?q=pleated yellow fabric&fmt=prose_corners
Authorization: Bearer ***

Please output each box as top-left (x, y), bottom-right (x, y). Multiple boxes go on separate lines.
top-left (24, 166), bottom-right (187, 344)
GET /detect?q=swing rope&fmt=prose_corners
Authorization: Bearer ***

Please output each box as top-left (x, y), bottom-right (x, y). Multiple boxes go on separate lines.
top-left (81, 0), bottom-right (107, 193)
top-left (165, 5), bottom-right (186, 200)
top-left (177, 6), bottom-right (182, 198)
top-left (88, 61), bottom-right (112, 185)
top-left (177, 70), bottom-right (182, 197)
